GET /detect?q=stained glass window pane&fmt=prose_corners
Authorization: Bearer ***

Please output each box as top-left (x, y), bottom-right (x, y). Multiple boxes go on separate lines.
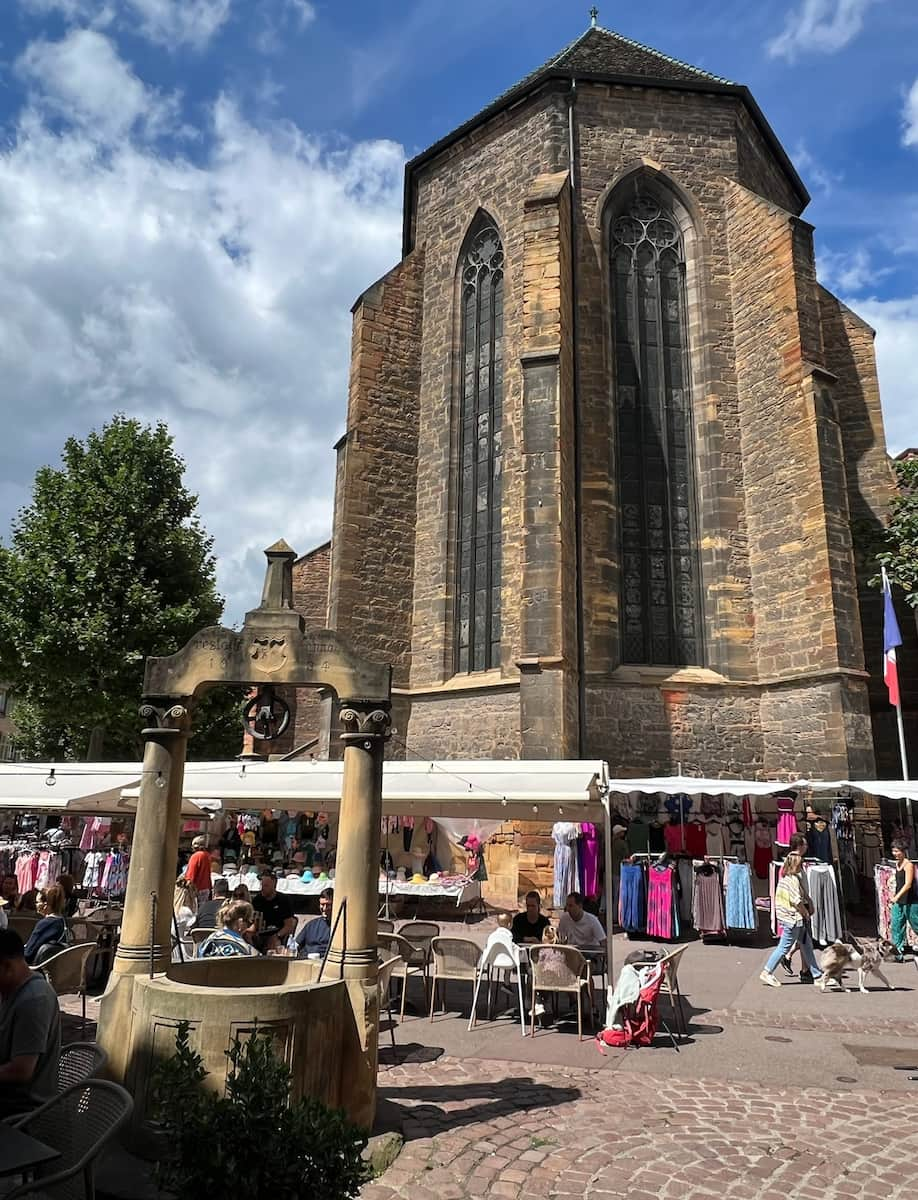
top-left (612, 194), bottom-right (701, 666)
top-left (455, 218), bottom-right (504, 672)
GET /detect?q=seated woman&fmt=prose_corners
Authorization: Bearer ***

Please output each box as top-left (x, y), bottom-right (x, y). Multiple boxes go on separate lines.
top-left (23, 884), bottom-right (69, 965)
top-left (197, 900), bottom-right (260, 958)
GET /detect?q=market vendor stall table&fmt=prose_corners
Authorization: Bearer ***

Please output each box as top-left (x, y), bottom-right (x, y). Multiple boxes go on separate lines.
top-left (217, 873), bottom-right (482, 919)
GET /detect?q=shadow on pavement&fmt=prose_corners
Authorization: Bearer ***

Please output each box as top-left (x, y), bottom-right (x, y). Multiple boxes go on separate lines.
top-left (376, 1074), bottom-right (583, 1140)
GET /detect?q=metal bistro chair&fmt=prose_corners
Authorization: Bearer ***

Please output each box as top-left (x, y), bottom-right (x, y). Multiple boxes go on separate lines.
top-left (377, 919), bottom-right (395, 934)
top-left (9, 914), bottom-right (40, 940)
top-left (377, 955), bottom-right (400, 1054)
top-left (190, 927), bottom-right (217, 950)
top-left (397, 921), bottom-right (440, 989)
top-left (4, 1080), bottom-right (133, 1199)
top-left (470, 930), bottom-right (526, 1037)
top-left (57, 1042), bottom-right (108, 1092)
top-left (658, 944), bottom-right (690, 1038)
top-left (428, 937), bottom-right (480, 1022)
top-left (528, 944), bottom-right (594, 1041)
top-left (377, 933), bottom-right (427, 1019)
top-left (33, 942), bottom-right (97, 1038)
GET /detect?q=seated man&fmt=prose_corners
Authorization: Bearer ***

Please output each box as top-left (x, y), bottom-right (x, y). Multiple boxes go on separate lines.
top-left (252, 870), bottom-right (296, 950)
top-left (194, 877), bottom-right (230, 930)
top-left (295, 888), bottom-right (333, 958)
top-left (511, 891), bottom-right (551, 944)
top-left (558, 892), bottom-right (607, 949)
top-left (0, 929), bottom-right (61, 1119)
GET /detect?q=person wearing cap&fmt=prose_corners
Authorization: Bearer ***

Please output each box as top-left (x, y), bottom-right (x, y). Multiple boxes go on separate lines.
top-left (184, 836), bottom-right (213, 899)
top-left (0, 928), bottom-right (61, 1118)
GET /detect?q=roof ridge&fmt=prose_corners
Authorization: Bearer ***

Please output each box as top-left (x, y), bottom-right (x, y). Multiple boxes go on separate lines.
top-left (591, 25), bottom-right (733, 86)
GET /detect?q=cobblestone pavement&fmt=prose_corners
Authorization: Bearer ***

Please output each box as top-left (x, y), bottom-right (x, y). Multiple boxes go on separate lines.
top-left (364, 1056), bottom-right (918, 1200)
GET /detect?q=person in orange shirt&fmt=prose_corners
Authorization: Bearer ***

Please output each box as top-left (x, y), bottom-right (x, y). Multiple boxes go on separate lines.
top-left (184, 836), bottom-right (213, 900)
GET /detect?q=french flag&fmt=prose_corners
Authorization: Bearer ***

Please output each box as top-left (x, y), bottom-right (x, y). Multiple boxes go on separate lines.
top-left (883, 569), bottom-right (902, 709)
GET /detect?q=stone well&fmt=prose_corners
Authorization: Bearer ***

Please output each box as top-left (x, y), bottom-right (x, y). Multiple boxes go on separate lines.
top-left (123, 957), bottom-right (347, 1145)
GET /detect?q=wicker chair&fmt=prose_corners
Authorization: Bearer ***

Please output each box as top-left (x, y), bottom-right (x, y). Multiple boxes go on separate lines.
top-left (377, 919), bottom-right (395, 933)
top-left (428, 937), bottom-right (480, 1021)
top-left (4, 1080), bottom-right (133, 1199)
top-left (377, 933), bottom-right (427, 1018)
top-left (658, 944), bottom-right (689, 1038)
top-left (469, 931), bottom-right (526, 1036)
top-left (528, 944), bottom-right (593, 1040)
top-left (67, 919), bottom-right (94, 945)
top-left (57, 1042), bottom-right (108, 1092)
top-left (33, 942), bottom-right (97, 1037)
top-left (8, 914), bottom-right (40, 940)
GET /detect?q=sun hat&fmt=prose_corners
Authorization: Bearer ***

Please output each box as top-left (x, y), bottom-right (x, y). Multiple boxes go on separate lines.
top-left (411, 873), bottom-right (425, 885)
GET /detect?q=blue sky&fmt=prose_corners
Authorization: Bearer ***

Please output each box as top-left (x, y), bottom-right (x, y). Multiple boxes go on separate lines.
top-left (0, 0), bottom-right (916, 623)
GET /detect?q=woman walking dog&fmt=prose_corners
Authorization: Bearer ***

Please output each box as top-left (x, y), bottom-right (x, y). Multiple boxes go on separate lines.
top-left (760, 853), bottom-right (824, 988)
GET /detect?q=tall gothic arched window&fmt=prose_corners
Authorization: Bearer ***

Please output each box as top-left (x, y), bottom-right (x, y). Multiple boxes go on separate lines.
top-left (611, 192), bottom-right (702, 666)
top-left (455, 216), bottom-right (504, 673)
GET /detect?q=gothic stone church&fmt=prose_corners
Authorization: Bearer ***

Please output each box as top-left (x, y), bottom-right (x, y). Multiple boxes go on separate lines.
top-left (281, 24), bottom-right (910, 783)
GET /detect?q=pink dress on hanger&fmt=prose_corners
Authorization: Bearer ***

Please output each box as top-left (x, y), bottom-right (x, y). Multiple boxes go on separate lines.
top-left (578, 823), bottom-right (600, 899)
top-left (776, 796), bottom-right (797, 846)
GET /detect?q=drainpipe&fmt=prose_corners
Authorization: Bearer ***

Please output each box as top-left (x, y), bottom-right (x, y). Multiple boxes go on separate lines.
top-left (568, 79), bottom-right (587, 758)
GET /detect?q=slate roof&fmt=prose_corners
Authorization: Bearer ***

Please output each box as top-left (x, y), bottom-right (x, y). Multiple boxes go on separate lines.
top-left (505, 24), bottom-right (733, 94)
top-left (402, 23), bottom-right (807, 252)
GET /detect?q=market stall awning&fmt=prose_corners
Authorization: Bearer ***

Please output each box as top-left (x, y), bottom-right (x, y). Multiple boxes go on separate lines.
top-left (121, 759), bottom-right (609, 820)
top-left (0, 762), bottom-right (210, 816)
top-left (603, 775), bottom-right (810, 797)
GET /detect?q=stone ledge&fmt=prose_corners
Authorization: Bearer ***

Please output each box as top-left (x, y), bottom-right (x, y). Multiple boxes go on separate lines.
top-left (395, 671), bottom-right (521, 698)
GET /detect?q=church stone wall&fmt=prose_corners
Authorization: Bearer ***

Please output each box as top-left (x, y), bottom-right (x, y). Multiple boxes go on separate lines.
top-left (407, 90), bottom-right (569, 690)
top-left (734, 106), bottom-right (804, 215)
top-left (584, 680), bottom-right (764, 777)
top-left (402, 685), bottom-right (521, 759)
top-left (327, 252), bottom-right (425, 688)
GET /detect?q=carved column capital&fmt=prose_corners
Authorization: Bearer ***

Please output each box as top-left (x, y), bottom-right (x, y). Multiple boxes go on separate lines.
top-left (338, 700), bottom-right (391, 748)
top-left (139, 700), bottom-right (193, 736)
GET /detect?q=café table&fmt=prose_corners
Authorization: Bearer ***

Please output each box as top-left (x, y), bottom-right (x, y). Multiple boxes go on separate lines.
top-left (0, 1123), bottom-right (61, 1183)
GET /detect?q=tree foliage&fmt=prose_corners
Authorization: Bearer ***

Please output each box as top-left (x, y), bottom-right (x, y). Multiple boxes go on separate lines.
top-left (878, 458), bottom-right (918, 609)
top-left (150, 1021), bottom-right (369, 1200)
top-left (0, 415), bottom-right (241, 759)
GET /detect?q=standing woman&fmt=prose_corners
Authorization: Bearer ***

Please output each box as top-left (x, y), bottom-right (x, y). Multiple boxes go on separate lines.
top-left (891, 841), bottom-right (918, 961)
top-left (760, 853), bottom-right (824, 987)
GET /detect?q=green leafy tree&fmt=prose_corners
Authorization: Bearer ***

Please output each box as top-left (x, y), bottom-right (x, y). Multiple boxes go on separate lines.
top-left (878, 457), bottom-right (918, 609)
top-left (0, 415), bottom-right (241, 759)
top-left (149, 1021), bottom-right (369, 1200)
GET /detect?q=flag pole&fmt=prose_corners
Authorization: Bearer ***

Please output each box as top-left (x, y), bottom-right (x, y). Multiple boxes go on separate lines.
top-left (882, 566), bottom-right (910, 783)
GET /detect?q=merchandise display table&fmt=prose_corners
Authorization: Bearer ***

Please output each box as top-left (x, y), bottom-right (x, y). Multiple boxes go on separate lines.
top-left (218, 872), bottom-right (481, 909)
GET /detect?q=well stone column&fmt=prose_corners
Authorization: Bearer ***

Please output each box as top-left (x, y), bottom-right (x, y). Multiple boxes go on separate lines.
top-left (326, 699), bottom-right (390, 1129)
top-left (97, 702), bottom-right (190, 1083)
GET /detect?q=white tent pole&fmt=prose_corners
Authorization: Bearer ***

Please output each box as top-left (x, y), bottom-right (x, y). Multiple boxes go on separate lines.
top-left (602, 788), bottom-right (614, 1020)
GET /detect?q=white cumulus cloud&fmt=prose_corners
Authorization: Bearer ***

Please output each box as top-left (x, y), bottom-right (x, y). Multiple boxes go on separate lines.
top-left (845, 295), bottom-right (918, 455)
top-left (16, 29), bottom-right (178, 142)
top-left (0, 41), bottom-right (404, 622)
top-left (18, 0), bottom-right (232, 50)
top-left (768, 0), bottom-right (878, 61)
top-left (903, 78), bottom-right (918, 147)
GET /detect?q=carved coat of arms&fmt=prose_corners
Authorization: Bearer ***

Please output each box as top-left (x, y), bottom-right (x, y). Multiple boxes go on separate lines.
top-left (249, 636), bottom-right (287, 674)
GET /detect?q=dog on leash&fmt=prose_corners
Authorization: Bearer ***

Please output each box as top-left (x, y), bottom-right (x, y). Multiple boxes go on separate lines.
top-left (817, 939), bottom-right (895, 993)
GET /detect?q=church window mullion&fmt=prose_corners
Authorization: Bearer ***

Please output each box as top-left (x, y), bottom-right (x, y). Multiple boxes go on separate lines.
top-left (454, 217), bottom-right (504, 674)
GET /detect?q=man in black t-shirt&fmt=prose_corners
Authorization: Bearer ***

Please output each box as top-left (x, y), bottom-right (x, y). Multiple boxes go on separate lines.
top-left (252, 872), bottom-right (296, 949)
top-left (511, 891), bottom-right (551, 944)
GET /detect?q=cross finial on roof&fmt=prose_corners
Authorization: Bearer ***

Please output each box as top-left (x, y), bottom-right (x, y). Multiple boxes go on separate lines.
top-left (590, 6), bottom-right (598, 27)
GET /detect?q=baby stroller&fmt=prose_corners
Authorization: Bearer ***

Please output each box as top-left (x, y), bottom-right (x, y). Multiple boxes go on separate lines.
top-left (596, 961), bottom-right (679, 1052)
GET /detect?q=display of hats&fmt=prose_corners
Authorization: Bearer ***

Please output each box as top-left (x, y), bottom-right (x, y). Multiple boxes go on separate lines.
top-left (301, 870), bottom-right (314, 882)
top-left (428, 872), bottom-right (441, 884)
top-left (318, 871), bottom-right (328, 880)
top-left (411, 873), bottom-right (425, 884)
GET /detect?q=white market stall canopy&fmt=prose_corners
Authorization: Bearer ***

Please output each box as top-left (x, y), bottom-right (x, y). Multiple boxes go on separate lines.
top-left (604, 775), bottom-right (918, 804)
top-left (0, 762), bottom-right (211, 817)
top-left (121, 759), bottom-right (610, 820)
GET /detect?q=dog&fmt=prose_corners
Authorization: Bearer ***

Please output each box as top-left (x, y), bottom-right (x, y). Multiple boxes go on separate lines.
top-left (817, 939), bottom-right (894, 993)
